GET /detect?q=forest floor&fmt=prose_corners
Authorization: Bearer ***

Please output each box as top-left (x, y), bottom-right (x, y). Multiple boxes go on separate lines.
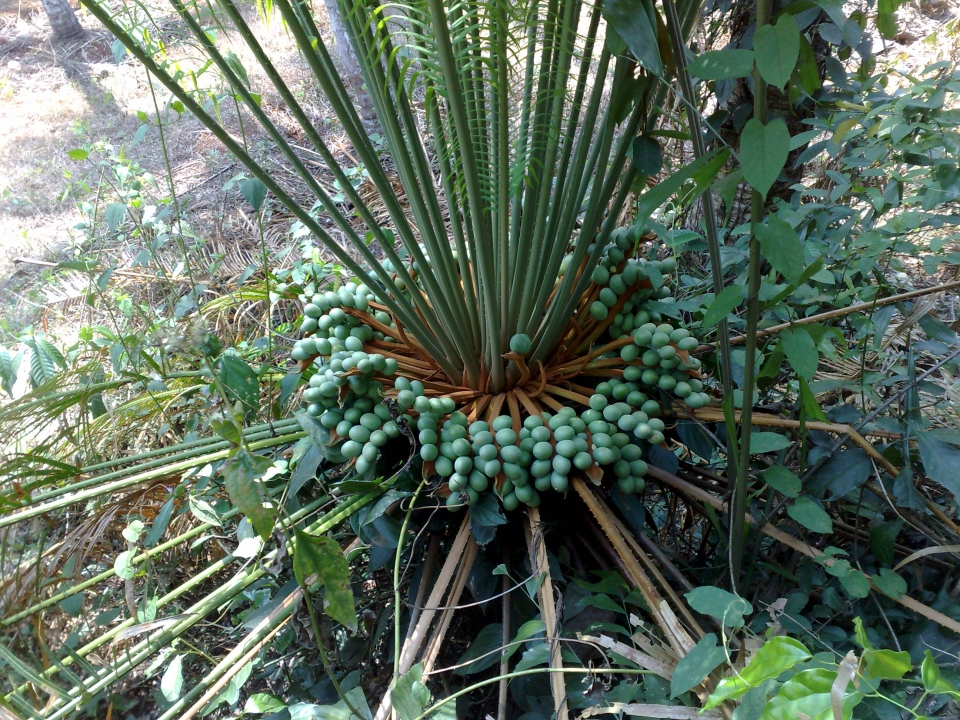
top-left (0, 0), bottom-right (346, 344)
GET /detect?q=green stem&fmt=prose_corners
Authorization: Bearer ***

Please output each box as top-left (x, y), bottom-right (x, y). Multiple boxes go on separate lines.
top-left (730, 0), bottom-right (772, 591)
top-left (414, 667), bottom-right (655, 720)
top-left (393, 481), bottom-right (426, 682)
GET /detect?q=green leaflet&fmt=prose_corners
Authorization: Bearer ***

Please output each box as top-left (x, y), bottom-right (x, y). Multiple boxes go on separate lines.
top-left (741, 118), bottom-right (791, 198)
top-left (787, 497), bottom-right (833, 534)
top-left (761, 668), bottom-right (862, 720)
top-left (293, 527), bottom-right (358, 632)
top-left (670, 633), bottom-right (727, 698)
top-left (780, 327), bottom-right (819, 381)
top-left (705, 636), bottom-right (811, 708)
top-left (702, 285), bottom-right (744, 328)
top-left (755, 215), bottom-right (805, 287)
top-left (393, 663), bottom-right (431, 720)
top-left (685, 586), bottom-right (753, 628)
top-left (222, 449), bottom-right (276, 541)
top-left (754, 15), bottom-right (800, 89)
top-left (762, 465), bottom-right (801, 498)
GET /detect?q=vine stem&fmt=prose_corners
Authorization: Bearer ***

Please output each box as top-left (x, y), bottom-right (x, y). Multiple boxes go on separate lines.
top-left (413, 668), bottom-right (657, 720)
top-left (730, 0), bottom-right (773, 592)
top-left (661, 0), bottom-right (739, 492)
top-left (394, 481), bottom-right (426, 685)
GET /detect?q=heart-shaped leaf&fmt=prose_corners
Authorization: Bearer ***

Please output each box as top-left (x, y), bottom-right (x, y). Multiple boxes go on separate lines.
top-left (741, 118), bottom-right (790, 198)
top-left (754, 15), bottom-right (800, 88)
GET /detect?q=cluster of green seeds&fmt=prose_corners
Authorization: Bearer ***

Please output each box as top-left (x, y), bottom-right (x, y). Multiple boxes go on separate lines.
top-left (286, 228), bottom-right (716, 512)
top-left (290, 281), bottom-right (398, 363)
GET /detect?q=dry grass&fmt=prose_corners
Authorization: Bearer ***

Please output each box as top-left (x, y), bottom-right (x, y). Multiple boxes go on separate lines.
top-left (0, 0), bottom-right (355, 343)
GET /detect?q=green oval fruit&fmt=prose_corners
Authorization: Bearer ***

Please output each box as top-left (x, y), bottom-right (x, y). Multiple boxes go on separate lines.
top-left (552, 455), bottom-right (572, 475)
top-left (641, 400), bottom-right (661, 417)
top-left (421, 444), bottom-right (438, 461)
top-left (478, 443), bottom-right (499, 462)
top-left (551, 473), bottom-right (569, 492)
top-left (531, 426), bottom-right (552, 443)
top-left (590, 301), bottom-right (609, 320)
top-left (657, 375), bottom-right (677, 391)
top-left (533, 441), bottom-right (553, 461)
top-left (428, 457), bottom-right (449, 480)
top-left (531, 459), bottom-right (552, 477)
top-left (509, 333), bottom-right (532, 354)
top-left (515, 483), bottom-right (536, 504)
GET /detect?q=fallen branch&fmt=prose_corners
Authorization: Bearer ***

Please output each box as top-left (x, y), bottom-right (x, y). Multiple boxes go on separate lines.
top-left (694, 279), bottom-right (960, 354)
top-left (646, 466), bottom-right (960, 636)
top-left (525, 507), bottom-right (569, 720)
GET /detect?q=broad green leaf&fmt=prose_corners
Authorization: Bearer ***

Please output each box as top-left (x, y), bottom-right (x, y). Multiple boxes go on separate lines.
top-left (787, 497), bottom-right (833, 534)
top-left (67, 148), bottom-right (89, 160)
top-left (877, 0), bottom-right (904, 38)
top-left (245, 693), bottom-right (286, 714)
top-left (869, 520), bottom-right (903, 567)
top-left (122, 519), bottom-right (145, 544)
top-left (872, 569), bottom-right (907, 598)
top-left (602, 0), bottom-right (661, 74)
top-left (454, 623), bottom-right (504, 675)
top-left (702, 286), bottom-right (743, 328)
top-left (741, 118), bottom-right (790, 198)
top-left (222, 450), bottom-right (276, 541)
top-left (288, 688), bottom-right (371, 720)
top-left (749, 432), bottom-right (791, 454)
top-left (515, 642), bottom-right (551, 672)
top-left (670, 633), bottom-right (727, 698)
top-left (780, 327), bottom-right (819, 381)
top-left (797, 34), bottom-right (821, 95)
top-left (755, 215), bottom-right (805, 287)
top-left (632, 136), bottom-right (663, 177)
top-left (188, 495), bottom-right (222, 526)
top-left (688, 49), bottom-right (755, 80)
top-left (506, 620), bottom-right (546, 658)
top-left (239, 177), bottom-right (267, 211)
top-left (862, 648), bottom-right (911, 681)
top-left (762, 465), bottom-right (801, 498)
top-left (211, 417), bottom-right (242, 446)
top-left (114, 549), bottom-right (137, 580)
top-left (685, 586), bottom-right (752, 628)
top-left (293, 527), bottom-right (357, 632)
top-left (705, 636), bottom-right (811, 708)
top-left (105, 202), bottom-right (127, 231)
top-left (161, 655), bottom-right (184, 702)
top-left (915, 430), bottom-right (960, 501)
top-left (223, 50), bottom-right (250, 87)
top-left (762, 667), bottom-right (862, 720)
top-left (836, 566), bottom-right (871, 599)
top-left (393, 663), bottom-right (431, 720)
top-left (754, 15), bottom-right (800, 88)
top-left (922, 650), bottom-right (960, 699)
top-left (218, 355), bottom-right (260, 418)
top-left (799, 377), bottom-right (828, 422)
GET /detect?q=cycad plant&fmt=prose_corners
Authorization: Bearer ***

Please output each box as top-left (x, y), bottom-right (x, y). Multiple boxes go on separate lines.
top-left (82, 0), bottom-right (726, 510)
top-left (2, 0), bottom-right (737, 714)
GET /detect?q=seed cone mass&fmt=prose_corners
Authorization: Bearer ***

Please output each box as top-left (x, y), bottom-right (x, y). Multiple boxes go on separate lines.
top-left (290, 226), bottom-right (711, 511)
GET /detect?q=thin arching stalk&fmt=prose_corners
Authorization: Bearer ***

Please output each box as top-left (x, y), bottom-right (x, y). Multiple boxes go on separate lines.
top-left (730, 0), bottom-right (773, 591)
